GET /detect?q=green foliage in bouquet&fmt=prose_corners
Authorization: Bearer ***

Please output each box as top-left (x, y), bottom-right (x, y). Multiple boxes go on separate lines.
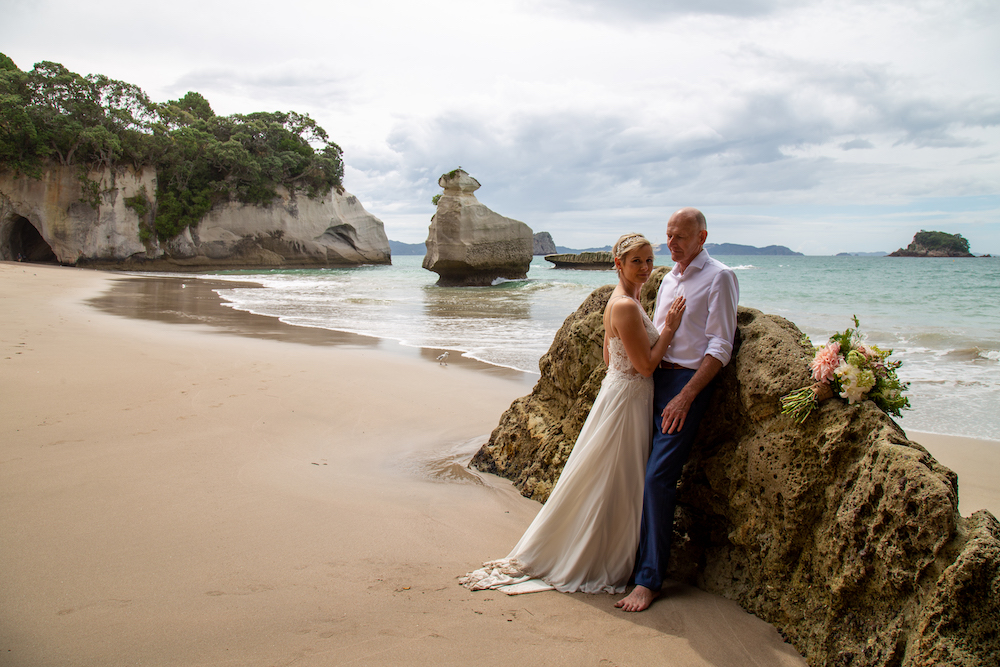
top-left (780, 316), bottom-right (910, 424)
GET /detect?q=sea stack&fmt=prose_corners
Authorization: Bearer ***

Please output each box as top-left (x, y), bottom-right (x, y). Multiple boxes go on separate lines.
top-left (533, 231), bottom-right (557, 255)
top-left (422, 169), bottom-right (533, 286)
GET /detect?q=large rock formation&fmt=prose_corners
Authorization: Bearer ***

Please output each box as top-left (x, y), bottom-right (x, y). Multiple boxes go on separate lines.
top-left (0, 165), bottom-right (390, 269)
top-left (0, 166), bottom-right (155, 263)
top-left (472, 268), bottom-right (999, 667)
top-left (533, 231), bottom-right (556, 255)
top-left (422, 169), bottom-right (533, 286)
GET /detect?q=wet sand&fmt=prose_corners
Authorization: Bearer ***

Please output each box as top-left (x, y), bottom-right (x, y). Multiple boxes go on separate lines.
top-left (3, 261), bottom-right (995, 666)
top-left (1, 262), bottom-right (808, 667)
top-left (907, 430), bottom-right (1000, 517)
top-left (87, 273), bottom-right (531, 381)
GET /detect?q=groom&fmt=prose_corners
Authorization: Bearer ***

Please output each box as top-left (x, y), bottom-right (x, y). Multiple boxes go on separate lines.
top-left (616, 207), bottom-right (739, 612)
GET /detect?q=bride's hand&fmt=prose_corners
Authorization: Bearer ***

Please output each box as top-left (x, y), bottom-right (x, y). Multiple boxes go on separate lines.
top-left (663, 296), bottom-right (685, 332)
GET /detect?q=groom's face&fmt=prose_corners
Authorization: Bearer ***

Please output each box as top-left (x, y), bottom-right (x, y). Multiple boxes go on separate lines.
top-left (666, 215), bottom-right (707, 270)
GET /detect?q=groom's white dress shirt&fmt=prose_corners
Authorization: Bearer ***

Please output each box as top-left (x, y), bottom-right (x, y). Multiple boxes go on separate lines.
top-left (651, 248), bottom-right (739, 370)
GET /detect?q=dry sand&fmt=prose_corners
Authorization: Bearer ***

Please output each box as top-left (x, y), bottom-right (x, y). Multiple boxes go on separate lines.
top-left (1, 262), bottom-right (994, 666)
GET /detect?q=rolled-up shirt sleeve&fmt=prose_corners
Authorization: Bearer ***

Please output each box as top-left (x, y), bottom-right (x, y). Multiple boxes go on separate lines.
top-left (704, 268), bottom-right (739, 366)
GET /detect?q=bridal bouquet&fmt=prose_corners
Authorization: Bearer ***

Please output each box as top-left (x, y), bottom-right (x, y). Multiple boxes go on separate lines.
top-left (780, 316), bottom-right (910, 424)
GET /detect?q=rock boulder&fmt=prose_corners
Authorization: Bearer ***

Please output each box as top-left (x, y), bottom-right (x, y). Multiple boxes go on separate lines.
top-left (472, 268), bottom-right (999, 667)
top-left (422, 169), bottom-right (533, 286)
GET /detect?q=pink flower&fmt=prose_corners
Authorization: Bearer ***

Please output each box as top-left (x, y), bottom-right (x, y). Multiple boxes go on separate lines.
top-left (810, 342), bottom-right (842, 383)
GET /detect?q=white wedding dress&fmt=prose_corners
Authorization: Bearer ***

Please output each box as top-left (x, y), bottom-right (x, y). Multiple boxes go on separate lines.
top-left (461, 296), bottom-right (657, 594)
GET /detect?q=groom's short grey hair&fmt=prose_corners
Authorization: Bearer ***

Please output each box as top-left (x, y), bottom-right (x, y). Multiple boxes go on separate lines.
top-left (693, 209), bottom-right (707, 231)
top-left (674, 207), bottom-right (707, 232)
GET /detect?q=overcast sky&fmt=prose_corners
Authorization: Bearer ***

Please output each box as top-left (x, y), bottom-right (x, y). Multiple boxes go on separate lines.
top-left (4, 0), bottom-right (999, 253)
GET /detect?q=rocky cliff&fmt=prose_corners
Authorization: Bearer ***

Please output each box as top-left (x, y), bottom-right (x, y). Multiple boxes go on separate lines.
top-left (472, 268), bottom-right (999, 667)
top-left (533, 231), bottom-right (556, 255)
top-left (0, 165), bottom-right (390, 269)
top-left (422, 169), bottom-right (533, 286)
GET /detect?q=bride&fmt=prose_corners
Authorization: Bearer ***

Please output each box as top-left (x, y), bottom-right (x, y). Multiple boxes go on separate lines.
top-left (461, 233), bottom-right (685, 597)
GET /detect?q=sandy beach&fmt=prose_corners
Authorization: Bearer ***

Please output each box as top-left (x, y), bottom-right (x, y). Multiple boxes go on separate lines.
top-left (2, 262), bottom-right (996, 667)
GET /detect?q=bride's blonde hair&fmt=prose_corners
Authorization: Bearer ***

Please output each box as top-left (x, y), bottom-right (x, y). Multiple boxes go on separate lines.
top-left (612, 233), bottom-right (652, 273)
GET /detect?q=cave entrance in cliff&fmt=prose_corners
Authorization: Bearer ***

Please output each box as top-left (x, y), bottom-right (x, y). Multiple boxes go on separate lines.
top-left (7, 216), bottom-right (58, 264)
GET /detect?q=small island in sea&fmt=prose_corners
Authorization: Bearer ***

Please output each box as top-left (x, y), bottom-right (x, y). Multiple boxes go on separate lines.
top-left (888, 230), bottom-right (974, 257)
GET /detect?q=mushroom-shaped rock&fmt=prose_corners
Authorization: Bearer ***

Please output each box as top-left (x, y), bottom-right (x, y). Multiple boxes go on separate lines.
top-left (422, 169), bottom-right (533, 286)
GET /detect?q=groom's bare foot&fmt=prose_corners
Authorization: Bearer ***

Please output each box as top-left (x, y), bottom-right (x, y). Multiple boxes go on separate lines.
top-left (614, 585), bottom-right (659, 612)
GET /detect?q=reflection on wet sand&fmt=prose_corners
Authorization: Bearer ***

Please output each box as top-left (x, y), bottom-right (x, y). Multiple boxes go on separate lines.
top-left (89, 275), bottom-right (379, 347)
top-left (89, 274), bottom-right (534, 383)
top-left (397, 436), bottom-right (488, 485)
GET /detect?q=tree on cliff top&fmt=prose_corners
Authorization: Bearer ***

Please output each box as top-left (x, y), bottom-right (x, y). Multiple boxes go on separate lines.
top-left (0, 55), bottom-right (344, 239)
top-left (911, 230), bottom-right (971, 254)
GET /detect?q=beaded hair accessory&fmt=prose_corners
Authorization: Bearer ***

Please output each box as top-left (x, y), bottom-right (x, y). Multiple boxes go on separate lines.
top-left (613, 233), bottom-right (650, 260)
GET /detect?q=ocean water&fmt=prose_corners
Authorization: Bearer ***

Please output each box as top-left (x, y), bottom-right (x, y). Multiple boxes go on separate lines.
top-left (206, 254), bottom-right (1000, 442)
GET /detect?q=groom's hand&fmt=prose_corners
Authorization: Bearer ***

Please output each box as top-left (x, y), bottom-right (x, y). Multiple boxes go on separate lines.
top-left (660, 392), bottom-right (693, 434)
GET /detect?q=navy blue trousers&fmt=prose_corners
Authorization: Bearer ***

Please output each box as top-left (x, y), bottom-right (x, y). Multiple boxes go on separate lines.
top-left (632, 367), bottom-right (714, 592)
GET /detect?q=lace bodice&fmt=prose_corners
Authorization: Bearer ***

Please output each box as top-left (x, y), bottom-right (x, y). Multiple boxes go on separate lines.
top-left (606, 296), bottom-right (659, 381)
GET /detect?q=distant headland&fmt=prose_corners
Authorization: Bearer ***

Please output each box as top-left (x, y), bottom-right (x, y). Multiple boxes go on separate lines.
top-left (704, 243), bottom-right (802, 256)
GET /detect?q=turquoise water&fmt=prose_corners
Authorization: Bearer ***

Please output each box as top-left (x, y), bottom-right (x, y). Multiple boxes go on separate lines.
top-left (208, 254), bottom-right (1000, 441)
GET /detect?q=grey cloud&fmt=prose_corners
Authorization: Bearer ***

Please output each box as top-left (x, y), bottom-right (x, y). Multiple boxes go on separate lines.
top-left (957, 152), bottom-right (998, 166)
top-left (353, 51), bottom-right (999, 224)
top-left (889, 97), bottom-right (1000, 148)
top-left (772, 57), bottom-right (1000, 147)
top-left (168, 65), bottom-right (356, 110)
top-left (360, 107), bottom-right (828, 219)
top-left (536, 0), bottom-right (808, 21)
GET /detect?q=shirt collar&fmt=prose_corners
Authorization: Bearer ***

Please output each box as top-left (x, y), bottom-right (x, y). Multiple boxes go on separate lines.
top-left (671, 248), bottom-right (709, 276)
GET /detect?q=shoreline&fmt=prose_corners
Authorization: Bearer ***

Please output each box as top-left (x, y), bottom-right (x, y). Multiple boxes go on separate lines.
top-left (89, 271), bottom-right (536, 383)
top-left (2, 261), bottom-right (996, 665)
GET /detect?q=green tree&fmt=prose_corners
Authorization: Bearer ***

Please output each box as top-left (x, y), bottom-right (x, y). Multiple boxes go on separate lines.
top-left (0, 56), bottom-right (46, 176)
top-left (0, 58), bottom-right (345, 238)
top-left (912, 230), bottom-right (971, 254)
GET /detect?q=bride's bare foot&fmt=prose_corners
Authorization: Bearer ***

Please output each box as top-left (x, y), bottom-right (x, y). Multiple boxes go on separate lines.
top-left (614, 585), bottom-right (659, 612)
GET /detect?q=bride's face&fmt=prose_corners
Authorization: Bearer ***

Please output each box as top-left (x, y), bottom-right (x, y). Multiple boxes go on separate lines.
top-left (618, 244), bottom-right (655, 286)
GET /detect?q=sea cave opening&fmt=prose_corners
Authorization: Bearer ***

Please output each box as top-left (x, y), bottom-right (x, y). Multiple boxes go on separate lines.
top-left (6, 215), bottom-right (58, 264)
